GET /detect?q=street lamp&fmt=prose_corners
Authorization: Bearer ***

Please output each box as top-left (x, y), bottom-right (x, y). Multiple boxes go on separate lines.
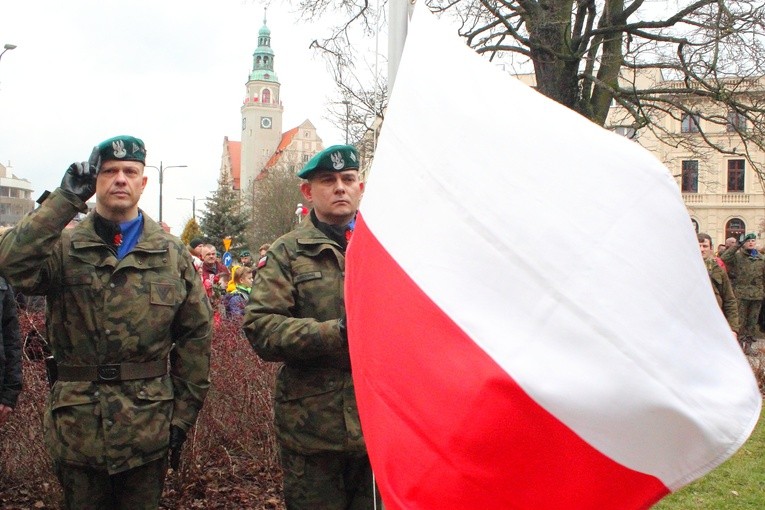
top-left (0, 43), bottom-right (17, 63)
top-left (177, 196), bottom-right (207, 221)
top-left (145, 161), bottom-right (187, 224)
top-left (341, 100), bottom-right (351, 144)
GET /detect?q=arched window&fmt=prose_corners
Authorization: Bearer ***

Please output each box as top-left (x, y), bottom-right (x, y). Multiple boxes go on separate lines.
top-left (262, 89), bottom-right (271, 104)
top-left (725, 218), bottom-right (746, 240)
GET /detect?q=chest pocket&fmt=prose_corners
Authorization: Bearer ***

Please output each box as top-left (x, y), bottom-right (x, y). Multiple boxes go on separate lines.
top-left (62, 270), bottom-right (95, 287)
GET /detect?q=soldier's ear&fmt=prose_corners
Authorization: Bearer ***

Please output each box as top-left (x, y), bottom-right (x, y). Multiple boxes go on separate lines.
top-left (300, 181), bottom-right (312, 202)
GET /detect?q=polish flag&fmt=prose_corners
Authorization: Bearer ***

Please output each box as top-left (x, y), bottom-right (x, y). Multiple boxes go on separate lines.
top-left (345, 5), bottom-right (761, 510)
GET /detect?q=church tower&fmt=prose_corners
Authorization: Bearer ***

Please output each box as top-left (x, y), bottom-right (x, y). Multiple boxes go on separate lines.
top-left (240, 11), bottom-right (284, 191)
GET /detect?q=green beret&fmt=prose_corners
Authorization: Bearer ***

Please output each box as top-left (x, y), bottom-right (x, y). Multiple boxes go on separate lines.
top-left (744, 233), bottom-right (757, 242)
top-left (297, 144), bottom-right (359, 179)
top-left (239, 250), bottom-right (251, 257)
top-left (97, 135), bottom-right (146, 164)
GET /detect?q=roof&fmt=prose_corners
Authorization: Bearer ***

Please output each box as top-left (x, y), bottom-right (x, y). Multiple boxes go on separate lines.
top-left (226, 139), bottom-right (241, 190)
top-left (264, 127), bottom-right (299, 170)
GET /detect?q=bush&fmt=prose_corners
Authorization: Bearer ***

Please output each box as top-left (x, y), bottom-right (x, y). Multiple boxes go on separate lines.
top-left (0, 311), bottom-right (284, 509)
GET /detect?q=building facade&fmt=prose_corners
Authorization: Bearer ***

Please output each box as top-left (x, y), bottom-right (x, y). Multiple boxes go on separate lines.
top-left (0, 162), bottom-right (34, 226)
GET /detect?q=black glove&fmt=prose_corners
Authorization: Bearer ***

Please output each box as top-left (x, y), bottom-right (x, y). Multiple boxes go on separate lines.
top-left (168, 425), bottom-right (187, 470)
top-left (60, 146), bottom-right (100, 202)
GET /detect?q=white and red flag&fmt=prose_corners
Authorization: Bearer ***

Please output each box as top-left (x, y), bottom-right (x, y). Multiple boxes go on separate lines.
top-left (345, 5), bottom-right (761, 510)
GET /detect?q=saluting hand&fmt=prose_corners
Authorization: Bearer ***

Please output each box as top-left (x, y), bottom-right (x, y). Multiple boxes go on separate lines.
top-left (60, 146), bottom-right (101, 202)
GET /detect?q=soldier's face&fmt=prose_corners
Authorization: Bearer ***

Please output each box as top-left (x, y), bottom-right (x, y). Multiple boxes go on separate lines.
top-left (745, 239), bottom-right (757, 250)
top-left (300, 170), bottom-right (364, 226)
top-left (95, 160), bottom-right (147, 221)
top-left (699, 239), bottom-right (713, 259)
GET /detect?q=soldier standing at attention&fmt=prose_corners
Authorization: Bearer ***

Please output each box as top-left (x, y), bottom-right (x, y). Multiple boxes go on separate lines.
top-left (0, 136), bottom-right (212, 509)
top-left (721, 232), bottom-right (765, 354)
top-left (243, 145), bottom-right (379, 509)
top-left (698, 233), bottom-right (739, 337)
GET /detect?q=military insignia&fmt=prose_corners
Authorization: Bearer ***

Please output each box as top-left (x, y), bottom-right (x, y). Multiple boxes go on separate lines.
top-left (257, 255), bottom-right (267, 269)
top-left (112, 140), bottom-right (127, 158)
top-left (131, 142), bottom-right (144, 156)
top-left (349, 151), bottom-right (358, 163)
top-left (330, 151), bottom-right (345, 170)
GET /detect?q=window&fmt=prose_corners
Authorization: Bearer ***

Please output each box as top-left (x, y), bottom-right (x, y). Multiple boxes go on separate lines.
top-left (262, 89), bottom-right (271, 104)
top-left (681, 160), bottom-right (698, 193)
top-left (726, 111), bottom-right (747, 133)
top-left (303, 154), bottom-right (310, 162)
top-left (613, 126), bottom-right (636, 139)
top-left (726, 218), bottom-right (745, 240)
top-left (681, 113), bottom-right (700, 133)
top-left (727, 160), bottom-right (745, 192)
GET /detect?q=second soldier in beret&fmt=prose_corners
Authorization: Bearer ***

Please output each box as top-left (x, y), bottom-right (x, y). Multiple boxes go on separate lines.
top-left (0, 135), bottom-right (213, 509)
top-left (721, 232), bottom-right (765, 354)
top-left (244, 144), bottom-right (381, 509)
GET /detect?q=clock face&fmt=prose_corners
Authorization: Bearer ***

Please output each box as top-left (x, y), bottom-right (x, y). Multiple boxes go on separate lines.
top-left (261, 117), bottom-right (272, 129)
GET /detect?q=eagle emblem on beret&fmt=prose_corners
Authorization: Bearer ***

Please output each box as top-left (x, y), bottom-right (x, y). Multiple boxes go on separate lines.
top-left (331, 151), bottom-right (345, 170)
top-left (112, 140), bottom-right (127, 158)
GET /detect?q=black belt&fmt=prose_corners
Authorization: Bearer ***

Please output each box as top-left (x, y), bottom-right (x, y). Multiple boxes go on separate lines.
top-left (57, 359), bottom-right (168, 383)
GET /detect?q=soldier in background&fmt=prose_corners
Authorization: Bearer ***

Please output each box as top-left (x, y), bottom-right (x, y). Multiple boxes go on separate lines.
top-left (721, 232), bottom-right (765, 354)
top-left (244, 145), bottom-right (379, 509)
top-left (0, 270), bottom-right (22, 428)
top-left (0, 135), bottom-right (212, 509)
top-left (698, 233), bottom-right (739, 338)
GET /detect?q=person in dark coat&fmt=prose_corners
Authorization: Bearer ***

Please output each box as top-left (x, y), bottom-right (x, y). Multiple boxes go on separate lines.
top-left (0, 274), bottom-right (22, 427)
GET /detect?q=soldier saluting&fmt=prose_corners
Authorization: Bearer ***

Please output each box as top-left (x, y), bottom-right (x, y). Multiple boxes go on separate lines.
top-left (0, 136), bottom-right (212, 509)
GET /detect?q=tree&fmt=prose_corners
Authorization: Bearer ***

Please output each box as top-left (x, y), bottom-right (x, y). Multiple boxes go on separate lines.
top-left (245, 164), bottom-right (305, 250)
top-left (198, 170), bottom-right (250, 252)
top-left (295, 0), bottom-right (765, 170)
top-left (180, 218), bottom-right (203, 246)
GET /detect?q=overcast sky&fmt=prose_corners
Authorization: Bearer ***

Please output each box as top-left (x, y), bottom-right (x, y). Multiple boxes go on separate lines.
top-left (0, 0), bottom-right (363, 234)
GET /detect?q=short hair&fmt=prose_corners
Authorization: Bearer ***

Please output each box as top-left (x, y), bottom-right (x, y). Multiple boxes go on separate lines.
top-left (258, 243), bottom-right (271, 253)
top-left (234, 266), bottom-right (253, 285)
top-left (697, 233), bottom-right (713, 246)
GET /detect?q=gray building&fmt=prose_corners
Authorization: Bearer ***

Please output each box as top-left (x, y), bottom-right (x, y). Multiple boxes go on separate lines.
top-left (0, 162), bottom-right (34, 226)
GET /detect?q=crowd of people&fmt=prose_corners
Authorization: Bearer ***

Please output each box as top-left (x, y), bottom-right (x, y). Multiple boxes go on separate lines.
top-left (702, 232), bottom-right (765, 355)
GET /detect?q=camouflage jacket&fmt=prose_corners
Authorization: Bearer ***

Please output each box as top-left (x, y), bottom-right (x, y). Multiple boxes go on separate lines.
top-left (706, 258), bottom-right (740, 331)
top-left (243, 214), bottom-right (364, 454)
top-left (0, 189), bottom-right (212, 474)
top-left (0, 276), bottom-right (22, 408)
top-left (721, 245), bottom-right (765, 300)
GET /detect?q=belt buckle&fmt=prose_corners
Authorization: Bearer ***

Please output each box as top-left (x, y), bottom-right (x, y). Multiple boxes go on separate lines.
top-left (97, 364), bottom-right (121, 382)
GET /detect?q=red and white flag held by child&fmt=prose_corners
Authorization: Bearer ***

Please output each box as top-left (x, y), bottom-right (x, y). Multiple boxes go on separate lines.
top-left (345, 4), bottom-right (761, 510)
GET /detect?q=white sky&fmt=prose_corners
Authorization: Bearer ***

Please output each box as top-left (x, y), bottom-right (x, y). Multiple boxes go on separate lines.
top-left (0, 0), bottom-right (360, 234)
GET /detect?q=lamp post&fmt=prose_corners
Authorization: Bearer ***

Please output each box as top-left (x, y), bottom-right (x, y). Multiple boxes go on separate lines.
top-left (0, 43), bottom-right (16, 63)
top-left (145, 161), bottom-right (187, 224)
top-left (177, 196), bottom-right (206, 221)
top-left (341, 100), bottom-right (351, 144)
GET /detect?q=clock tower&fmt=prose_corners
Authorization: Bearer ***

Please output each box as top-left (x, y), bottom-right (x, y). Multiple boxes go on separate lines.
top-left (240, 11), bottom-right (284, 191)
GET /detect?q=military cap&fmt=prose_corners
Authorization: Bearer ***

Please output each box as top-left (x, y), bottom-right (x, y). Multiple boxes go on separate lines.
top-left (97, 135), bottom-right (146, 164)
top-left (743, 233), bottom-right (757, 242)
top-left (239, 250), bottom-right (251, 258)
top-left (189, 238), bottom-right (204, 249)
top-left (297, 144), bottom-right (360, 179)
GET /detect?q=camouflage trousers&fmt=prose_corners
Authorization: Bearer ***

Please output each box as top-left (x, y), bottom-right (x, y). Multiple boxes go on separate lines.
top-left (279, 444), bottom-right (382, 510)
top-left (737, 298), bottom-right (762, 340)
top-left (53, 457), bottom-right (167, 510)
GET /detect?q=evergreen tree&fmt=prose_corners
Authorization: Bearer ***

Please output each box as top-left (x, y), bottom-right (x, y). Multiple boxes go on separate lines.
top-left (180, 218), bottom-right (203, 246)
top-left (198, 170), bottom-right (249, 253)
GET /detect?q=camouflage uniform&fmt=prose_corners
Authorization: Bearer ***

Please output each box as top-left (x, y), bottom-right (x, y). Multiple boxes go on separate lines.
top-left (706, 258), bottom-right (740, 332)
top-left (243, 213), bottom-right (377, 509)
top-left (0, 189), bottom-right (212, 506)
top-left (721, 244), bottom-right (765, 342)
